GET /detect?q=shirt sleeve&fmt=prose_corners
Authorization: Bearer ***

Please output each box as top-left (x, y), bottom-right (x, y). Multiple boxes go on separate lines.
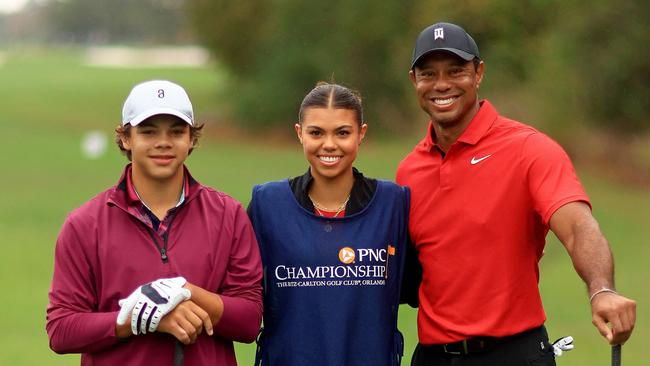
top-left (46, 216), bottom-right (120, 354)
top-left (523, 133), bottom-right (591, 225)
top-left (399, 235), bottom-right (422, 307)
top-left (213, 201), bottom-right (263, 343)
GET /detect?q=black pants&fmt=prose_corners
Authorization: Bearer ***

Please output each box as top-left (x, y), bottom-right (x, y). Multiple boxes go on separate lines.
top-left (411, 326), bottom-right (556, 366)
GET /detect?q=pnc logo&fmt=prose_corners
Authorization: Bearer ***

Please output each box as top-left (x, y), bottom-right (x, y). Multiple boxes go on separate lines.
top-left (338, 247), bottom-right (356, 264)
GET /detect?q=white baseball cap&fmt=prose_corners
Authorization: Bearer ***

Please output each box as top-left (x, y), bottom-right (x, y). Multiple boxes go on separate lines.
top-left (122, 80), bottom-right (194, 126)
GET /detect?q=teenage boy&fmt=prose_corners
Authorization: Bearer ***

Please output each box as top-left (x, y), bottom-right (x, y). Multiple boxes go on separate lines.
top-left (46, 80), bottom-right (263, 366)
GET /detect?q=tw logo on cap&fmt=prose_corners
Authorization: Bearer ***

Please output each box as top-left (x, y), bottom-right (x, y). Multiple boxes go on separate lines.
top-left (434, 27), bottom-right (444, 40)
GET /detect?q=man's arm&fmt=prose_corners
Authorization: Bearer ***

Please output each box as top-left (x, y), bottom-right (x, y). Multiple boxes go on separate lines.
top-left (197, 201), bottom-right (263, 343)
top-left (549, 201), bottom-right (636, 345)
top-left (47, 218), bottom-right (121, 354)
top-left (216, 203), bottom-right (263, 342)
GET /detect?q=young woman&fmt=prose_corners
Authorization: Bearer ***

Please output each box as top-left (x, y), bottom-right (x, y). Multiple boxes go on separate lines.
top-left (248, 82), bottom-right (410, 365)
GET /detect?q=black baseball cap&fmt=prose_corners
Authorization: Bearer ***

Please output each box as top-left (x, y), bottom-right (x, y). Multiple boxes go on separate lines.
top-left (411, 22), bottom-right (480, 69)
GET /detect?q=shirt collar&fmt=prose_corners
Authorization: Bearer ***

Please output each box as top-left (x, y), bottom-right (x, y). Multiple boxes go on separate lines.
top-left (420, 100), bottom-right (498, 151)
top-left (456, 100), bottom-right (498, 145)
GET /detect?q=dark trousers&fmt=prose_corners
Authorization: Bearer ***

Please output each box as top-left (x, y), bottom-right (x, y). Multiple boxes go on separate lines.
top-left (411, 326), bottom-right (556, 366)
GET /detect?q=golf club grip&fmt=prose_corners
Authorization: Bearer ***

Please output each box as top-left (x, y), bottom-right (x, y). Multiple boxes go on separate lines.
top-left (174, 340), bottom-right (184, 366)
top-left (611, 344), bottom-right (621, 366)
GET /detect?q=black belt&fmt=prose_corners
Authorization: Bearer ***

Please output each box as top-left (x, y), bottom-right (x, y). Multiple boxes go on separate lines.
top-left (426, 337), bottom-right (500, 355)
top-left (422, 326), bottom-right (543, 356)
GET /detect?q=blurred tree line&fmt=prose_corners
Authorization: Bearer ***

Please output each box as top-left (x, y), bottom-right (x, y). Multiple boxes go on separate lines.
top-left (186, 0), bottom-right (649, 137)
top-left (0, 0), bottom-right (191, 44)
top-left (2, 0), bottom-right (648, 138)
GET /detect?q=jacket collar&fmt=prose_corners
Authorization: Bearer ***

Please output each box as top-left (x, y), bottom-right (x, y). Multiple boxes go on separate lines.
top-left (109, 164), bottom-right (201, 211)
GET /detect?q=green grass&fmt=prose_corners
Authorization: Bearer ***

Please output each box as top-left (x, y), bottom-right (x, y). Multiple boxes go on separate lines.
top-left (1, 47), bottom-right (647, 365)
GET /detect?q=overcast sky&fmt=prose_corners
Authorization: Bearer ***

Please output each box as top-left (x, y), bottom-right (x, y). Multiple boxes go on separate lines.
top-left (0, 0), bottom-right (30, 14)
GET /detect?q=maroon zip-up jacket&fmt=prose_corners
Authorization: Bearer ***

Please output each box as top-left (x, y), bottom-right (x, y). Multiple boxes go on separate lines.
top-left (47, 165), bottom-right (262, 365)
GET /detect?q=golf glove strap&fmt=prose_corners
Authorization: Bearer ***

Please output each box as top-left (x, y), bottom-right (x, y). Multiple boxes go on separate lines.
top-left (552, 336), bottom-right (574, 357)
top-left (116, 277), bottom-right (191, 334)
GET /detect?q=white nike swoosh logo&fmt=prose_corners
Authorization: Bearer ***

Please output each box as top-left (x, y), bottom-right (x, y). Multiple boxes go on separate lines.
top-left (470, 154), bottom-right (492, 165)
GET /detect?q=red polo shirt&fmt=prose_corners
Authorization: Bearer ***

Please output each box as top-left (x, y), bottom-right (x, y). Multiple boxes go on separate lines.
top-left (396, 100), bottom-right (589, 344)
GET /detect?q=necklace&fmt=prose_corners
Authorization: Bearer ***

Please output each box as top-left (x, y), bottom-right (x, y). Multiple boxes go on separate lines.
top-left (308, 194), bottom-right (351, 218)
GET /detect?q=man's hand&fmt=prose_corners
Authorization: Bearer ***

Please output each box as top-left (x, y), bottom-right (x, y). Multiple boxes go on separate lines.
top-left (116, 277), bottom-right (191, 335)
top-left (591, 291), bottom-right (636, 345)
top-left (157, 300), bottom-right (213, 344)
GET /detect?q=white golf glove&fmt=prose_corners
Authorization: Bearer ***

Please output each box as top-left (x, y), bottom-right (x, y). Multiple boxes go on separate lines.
top-left (116, 277), bottom-right (191, 335)
top-left (552, 336), bottom-right (574, 357)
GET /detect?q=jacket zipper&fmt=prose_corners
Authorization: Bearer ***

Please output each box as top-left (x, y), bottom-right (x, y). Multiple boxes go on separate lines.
top-left (146, 215), bottom-right (176, 264)
top-left (147, 230), bottom-right (168, 263)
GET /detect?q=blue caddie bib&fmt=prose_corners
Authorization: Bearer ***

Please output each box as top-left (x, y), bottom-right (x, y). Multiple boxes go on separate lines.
top-left (249, 179), bottom-right (409, 366)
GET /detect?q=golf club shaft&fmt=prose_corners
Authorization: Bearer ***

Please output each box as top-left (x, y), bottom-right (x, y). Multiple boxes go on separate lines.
top-left (174, 340), bottom-right (184, 366)
top-left (611, 344), bottom-right (621, 366)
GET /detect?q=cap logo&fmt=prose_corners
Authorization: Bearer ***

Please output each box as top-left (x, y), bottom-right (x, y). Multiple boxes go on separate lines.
top-left (157, 89), bottom-right (165, 98)
top-left (434, 27), bottom-right (444, 40)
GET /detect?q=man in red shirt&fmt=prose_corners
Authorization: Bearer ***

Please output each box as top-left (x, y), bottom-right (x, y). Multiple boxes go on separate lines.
top-left (397, 22), bottom-right (636, 365)
top-left (47, 80), bottom-right (262, 365)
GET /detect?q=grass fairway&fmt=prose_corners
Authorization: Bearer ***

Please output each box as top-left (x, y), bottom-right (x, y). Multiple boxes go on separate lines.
top-left (0, 47), bottom-right (647, 365)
